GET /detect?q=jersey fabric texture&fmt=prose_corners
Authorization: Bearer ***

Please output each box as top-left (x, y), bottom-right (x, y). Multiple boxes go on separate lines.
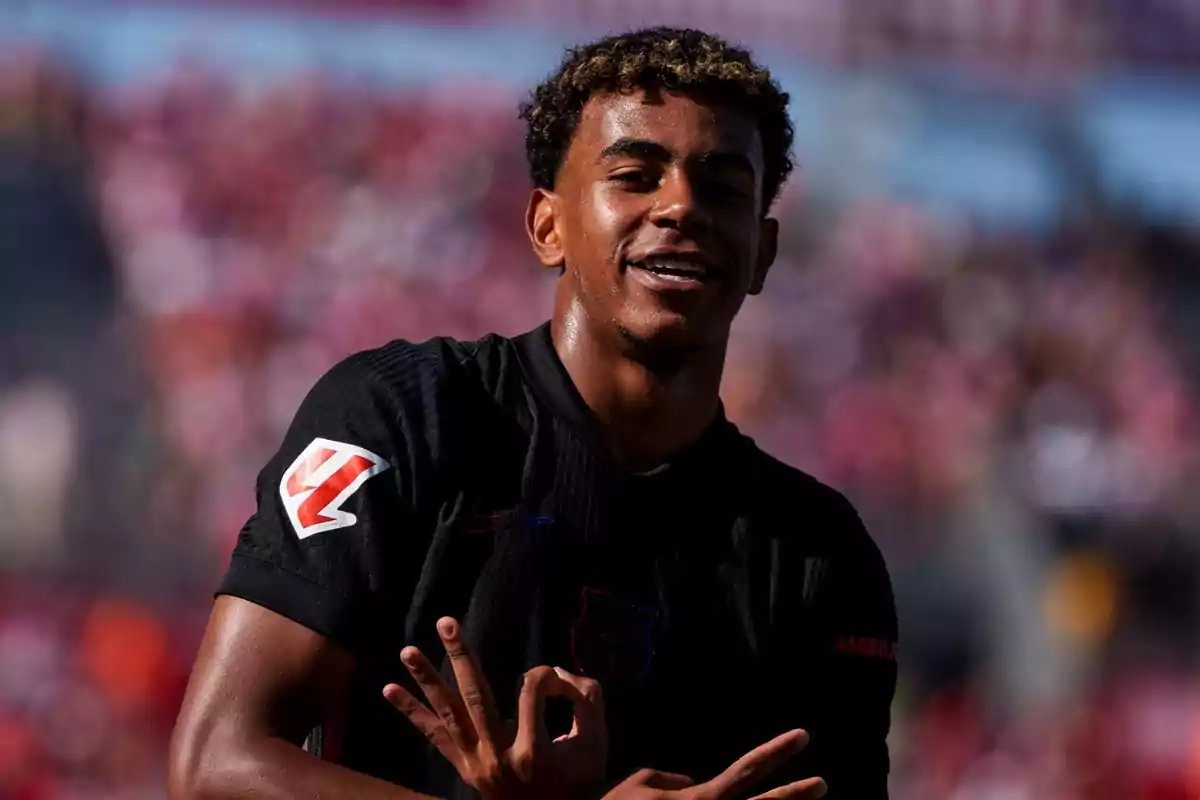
top-left (217, 321), bottom-right (899, 799)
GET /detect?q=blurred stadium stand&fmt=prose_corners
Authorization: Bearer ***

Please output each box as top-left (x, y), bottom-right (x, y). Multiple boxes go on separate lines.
top-left (1, 2), bottom-right (1199, 798)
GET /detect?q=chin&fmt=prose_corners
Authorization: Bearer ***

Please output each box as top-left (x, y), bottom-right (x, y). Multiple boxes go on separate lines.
top-left (614, 309), bottom-right (715, 356)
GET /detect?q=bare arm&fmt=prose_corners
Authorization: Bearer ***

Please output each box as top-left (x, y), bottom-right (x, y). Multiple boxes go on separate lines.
top-left (168, 595), bottom-right (437, 800)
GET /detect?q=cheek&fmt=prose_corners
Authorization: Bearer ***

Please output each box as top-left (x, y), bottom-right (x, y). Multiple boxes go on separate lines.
top-left (723, 224), bottom-right (760, 270)
top-left (584, 188), bottom-right (639, 256)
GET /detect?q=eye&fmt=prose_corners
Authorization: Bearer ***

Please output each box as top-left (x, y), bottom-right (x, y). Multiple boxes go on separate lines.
top-left (610, 169), bottom-right (657, 190)
top-left (701, 174), bottom-right (755, 205)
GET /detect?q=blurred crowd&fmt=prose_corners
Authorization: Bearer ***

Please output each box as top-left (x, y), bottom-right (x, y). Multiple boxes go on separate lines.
top-left (2, 42), bottom-right (1200, 799)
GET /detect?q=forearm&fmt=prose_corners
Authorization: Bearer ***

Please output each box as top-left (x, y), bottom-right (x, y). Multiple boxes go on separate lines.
top-left (170, 735), bottom-right (438, 800)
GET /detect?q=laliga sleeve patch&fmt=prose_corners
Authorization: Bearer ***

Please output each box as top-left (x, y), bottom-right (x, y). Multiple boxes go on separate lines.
top-left (279, 438), bottom-right (391, 540)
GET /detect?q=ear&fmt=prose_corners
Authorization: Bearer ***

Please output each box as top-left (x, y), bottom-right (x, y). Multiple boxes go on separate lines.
top-left (749, 216), bottom-right (778, 296)
top-left (526, 187), bottom-right (565, 269)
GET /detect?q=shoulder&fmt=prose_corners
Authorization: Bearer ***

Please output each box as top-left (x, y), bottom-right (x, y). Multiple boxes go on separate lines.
top-left (276, 333), bottom-right (510, 470)
top-left (310, 332), bottom-right (528, 476)
top-left (313, 331), bottom-right (517, 413)
top-left (742, 441), bottom-right (899, 650)
top-left (736, 435), bottom-right (888, 572)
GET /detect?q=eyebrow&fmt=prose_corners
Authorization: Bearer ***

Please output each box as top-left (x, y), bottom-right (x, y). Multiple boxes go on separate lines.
top-left (697, 150), bottom-right (756, 181)
top-left (597, 137), bottom-right (757, 180)
top-left (597, 138), bottom-right (671, 163)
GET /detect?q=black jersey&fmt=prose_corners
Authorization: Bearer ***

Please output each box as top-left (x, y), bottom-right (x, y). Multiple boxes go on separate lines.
top-left (217, 322), bottom-right (898, 799)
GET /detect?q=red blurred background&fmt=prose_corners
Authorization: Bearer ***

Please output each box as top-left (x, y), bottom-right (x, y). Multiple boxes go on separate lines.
top-left (2, 1), bottom-right (1200, 797)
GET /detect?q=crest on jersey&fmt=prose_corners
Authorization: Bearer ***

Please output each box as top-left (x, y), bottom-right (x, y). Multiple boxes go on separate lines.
top-left (279, 438), bottom-right (391, 539)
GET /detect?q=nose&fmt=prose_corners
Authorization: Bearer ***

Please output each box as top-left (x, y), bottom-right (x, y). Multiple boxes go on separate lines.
top-left (647, 167), bottom-right (709, 232)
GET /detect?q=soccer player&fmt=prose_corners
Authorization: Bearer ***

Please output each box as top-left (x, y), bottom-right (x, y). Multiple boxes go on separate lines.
top-left (168, 26), bottom-right (898, 800)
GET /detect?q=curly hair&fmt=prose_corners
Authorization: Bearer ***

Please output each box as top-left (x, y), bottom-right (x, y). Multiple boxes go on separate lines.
top-left (519, 27), bottom-right (794, 211)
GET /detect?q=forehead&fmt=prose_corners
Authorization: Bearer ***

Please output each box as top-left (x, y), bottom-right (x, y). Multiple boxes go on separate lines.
top-left (571, 88), bottom-right (763, 167)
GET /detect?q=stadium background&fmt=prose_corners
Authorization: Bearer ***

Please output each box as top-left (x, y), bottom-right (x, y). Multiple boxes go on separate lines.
top-left (2, 0), bottom-right (1200, 796)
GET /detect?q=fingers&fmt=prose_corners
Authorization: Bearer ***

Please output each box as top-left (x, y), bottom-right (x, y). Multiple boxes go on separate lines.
top-left (551, 666), bottom-right (606, 741)
top-left (513, 665), bottom-right (560, 758)
top-left (748, 777), bottom-right (827, 800)
top-left (382, 682), bottom-right (458, 758)
top-left (400, 644), bottom-right (474, 746)
top-left (702, 730), bottom-right (811, 799)
top-left (639, 770), bottom-right (695, 791)
top-left (602, 768), bottom-right (695, 796)
top-left (437, 617), bottom-right (502, 746)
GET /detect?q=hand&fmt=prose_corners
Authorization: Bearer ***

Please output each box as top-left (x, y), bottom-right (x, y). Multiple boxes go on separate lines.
top-left (601, 730), bottom-right (826, 800)
top-left (383, 617), bottom-right (607, 800)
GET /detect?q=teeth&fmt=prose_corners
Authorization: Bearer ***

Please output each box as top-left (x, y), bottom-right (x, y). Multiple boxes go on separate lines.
top-left (638, 257), bottom-right (707, 276)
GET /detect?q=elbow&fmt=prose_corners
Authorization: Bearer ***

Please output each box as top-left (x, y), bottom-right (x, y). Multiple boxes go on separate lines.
top-left (167, 713), bottom-right (239, 800)
top-left (167, 762), bottom-right (201, 800)
top-left (166, 718), bottom-right (207, 800)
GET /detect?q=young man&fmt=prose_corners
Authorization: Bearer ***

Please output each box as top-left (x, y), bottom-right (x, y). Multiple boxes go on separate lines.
top-left (168, 27), bottom-right (898, 800)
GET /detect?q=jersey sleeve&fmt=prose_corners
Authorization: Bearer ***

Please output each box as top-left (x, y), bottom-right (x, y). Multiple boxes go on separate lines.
top-left (801, 496), bottom-right (899, 799)
top-left (217, 351), bottom-right (432, 657)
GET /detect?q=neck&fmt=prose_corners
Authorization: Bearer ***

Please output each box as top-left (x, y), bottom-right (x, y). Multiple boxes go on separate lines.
top-left (550, 299), bottom-right (727, 471)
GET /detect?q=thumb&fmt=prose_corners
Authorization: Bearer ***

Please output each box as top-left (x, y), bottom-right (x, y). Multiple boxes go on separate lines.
top-left (552, 667), bottom-right (606, 741)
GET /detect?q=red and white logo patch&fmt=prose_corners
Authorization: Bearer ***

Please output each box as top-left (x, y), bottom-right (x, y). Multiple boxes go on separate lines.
top-left (279, 438), bottom-right (391, 540)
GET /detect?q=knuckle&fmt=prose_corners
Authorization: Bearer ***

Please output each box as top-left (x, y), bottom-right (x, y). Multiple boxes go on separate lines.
top-left (388, 692), bottom-right (416, 712)
top-left (477, 750), bottom-right (503, 780)
top-left (402, 701), bottom-right (429, 720)
top-left (436, 707), bottom-right (460, 733)
top-left (523, 665), bottom-right (554, 684)
top-left (578, 677), bottom-right (603, 701)
top-left (461, 687), bottom-right (487, 709)
top-left (411, 668), bottom-right (439, 687)
top-left (508, 746), bottom-right (536, 781)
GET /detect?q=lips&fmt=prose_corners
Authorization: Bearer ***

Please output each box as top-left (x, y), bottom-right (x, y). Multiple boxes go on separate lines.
top-left (625, 252), bottom-right (718, 281)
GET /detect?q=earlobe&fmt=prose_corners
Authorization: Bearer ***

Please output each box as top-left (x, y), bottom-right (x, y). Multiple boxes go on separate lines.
top-left (526, 188), bottom-right (565, 269)
top-left (749, 217), bottom-right (779, 295)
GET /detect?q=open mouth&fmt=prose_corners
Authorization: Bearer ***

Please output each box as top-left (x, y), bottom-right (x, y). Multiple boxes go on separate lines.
top-left (626, 254), bottom-right (717, 282)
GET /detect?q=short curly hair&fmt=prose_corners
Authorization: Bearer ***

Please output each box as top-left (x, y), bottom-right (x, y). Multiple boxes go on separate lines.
top-left (519, 27), bottom-right (794, 211)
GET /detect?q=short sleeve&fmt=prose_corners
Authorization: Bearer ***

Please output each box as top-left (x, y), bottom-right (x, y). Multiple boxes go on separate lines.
top-left (217, 352), bottom-right (427, 656)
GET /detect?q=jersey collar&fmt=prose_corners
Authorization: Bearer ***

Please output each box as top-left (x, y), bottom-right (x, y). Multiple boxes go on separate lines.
top-left (512, 321), bottom-right (739, 474)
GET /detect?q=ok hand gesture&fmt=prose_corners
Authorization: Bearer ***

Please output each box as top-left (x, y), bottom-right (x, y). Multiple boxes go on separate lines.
top-left (384, 617), bottom-right (606, 800)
